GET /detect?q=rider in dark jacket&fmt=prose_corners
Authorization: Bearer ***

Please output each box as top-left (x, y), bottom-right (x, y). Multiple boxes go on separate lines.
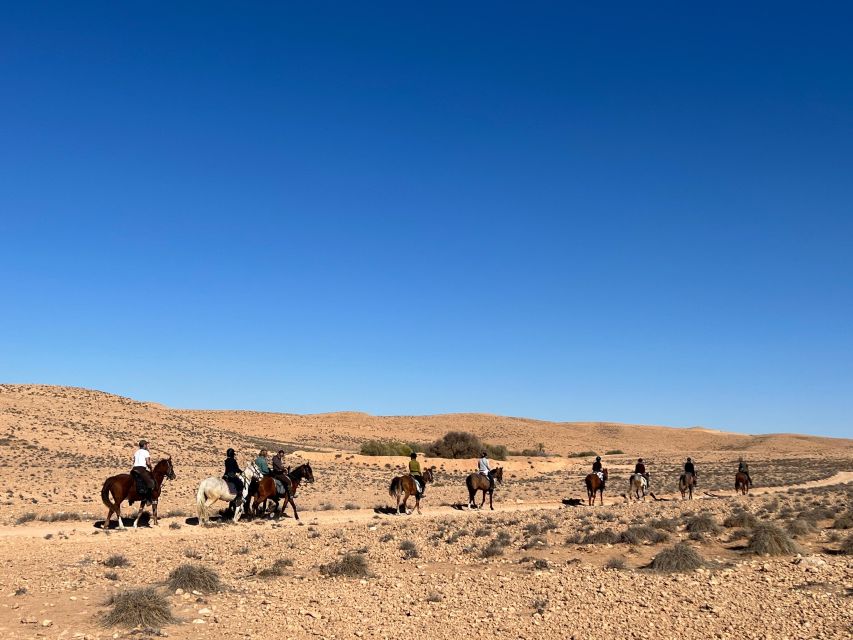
top-left (684, 457), bottom-right (697, 486)
top-left (592, 456), bottom-right (603, 473)
top-left (223, 448), bottom-right (244, 498)
top-left (634, 458), bottom-right (646, 475)
top-left (738, 457), bottom-right (752, 486)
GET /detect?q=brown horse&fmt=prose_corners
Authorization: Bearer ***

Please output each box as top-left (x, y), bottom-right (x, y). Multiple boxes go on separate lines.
top-left (584, 469), bottom-right (608, 505)
top-left (249, 463), bottom-right (314, 520)
top-left (101, 457), bottom-right (176, 529)
top-left (735, 471), bottom-right (751, 495)
top-left (389, 467), bottom-right (435, 515)
top-left (466, 467), bottom-right (503, 510)
top-left (679, 472), bottom-right (696, 499)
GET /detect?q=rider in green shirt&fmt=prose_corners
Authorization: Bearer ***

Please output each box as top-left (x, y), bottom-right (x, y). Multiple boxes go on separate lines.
top-left (255, 449), bottom-right (271, 476)
top-left (409, 452), bottom-right (425, 497)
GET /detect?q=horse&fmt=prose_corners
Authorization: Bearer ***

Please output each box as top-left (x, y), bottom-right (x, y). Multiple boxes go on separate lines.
top-left (101, 457), bottom-right (176, 529)
top-left (196, 462), bottom-right (260, 525)
top-left (628, 472), bottom-right (649, 501)
top-left (249, 463), bottom-right (315, 520)
top-left (389, 467), bottom-right (435, 515)
top-left (679, 472), bottom-right (696, 499)
top-left (584, 469), bottom-right (608, 506)
top-left (466, 467), bottom-right (503, 510)
top-left (735, 471), bottom-right (751, 495)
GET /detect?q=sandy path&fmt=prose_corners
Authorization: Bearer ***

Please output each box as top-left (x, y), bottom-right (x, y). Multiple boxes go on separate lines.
top-left (1, 471), bottom-right (850, 540)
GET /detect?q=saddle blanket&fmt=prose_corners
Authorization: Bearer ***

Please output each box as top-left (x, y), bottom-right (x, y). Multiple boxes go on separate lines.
top-left (595, 472), bottom-right (605, 482)
top-left (274, 478), bottom-right (287, 495)
top-left (226, 481), bottom-right (241, 496)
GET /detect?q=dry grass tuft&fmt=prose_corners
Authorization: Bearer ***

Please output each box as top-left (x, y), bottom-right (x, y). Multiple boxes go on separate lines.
top-left (685, 513), bottom-right (721, 534)
top-left (103, 554), bottom-right (130, 568)
top-left (840, 533), bottom-right (853, 555)
top-left (167, 563), bottom-right (222, 593)
top-left (747, 523), bottom-right (802, 556)
top-left (620, 525), bottom-right (668, 545)
top-left (723, 511), bottom-right (757, 529)
top-left (650, 542), bottom-right (703, 572)
top-left (786, 519), bottom-right (814, 538)
top-left (101, 587), bottom-right (174, 628)
top-left (320, 553), bottom-right (370, 578)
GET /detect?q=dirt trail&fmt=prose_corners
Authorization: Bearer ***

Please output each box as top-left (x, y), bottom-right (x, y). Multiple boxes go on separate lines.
top-left (1, 471), bottom-right (849, 539)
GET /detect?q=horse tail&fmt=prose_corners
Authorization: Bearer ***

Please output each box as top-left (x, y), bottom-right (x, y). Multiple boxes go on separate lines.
top-left (101, 478), bottom-right (115, 510)
top-left (389, 477), bottom-right (401, 498)
top-left (465, 474), bottom-right (473, 493)
top-left (196, 482), bottom-right (208, 521)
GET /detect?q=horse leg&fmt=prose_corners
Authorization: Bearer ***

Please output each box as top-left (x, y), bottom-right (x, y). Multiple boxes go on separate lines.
top-left (402, 492), bottom-right (410, 515)
top-left (479, 490), bottom-right (486, 509)
top-left (416, 494), bottom-right (421, 515)
top-left (115, 501), bottom-right (125, 530)
top-left (489, 490), bottom-right (494, 511)
top-left (396, 489), bottom-right (402, 515)
top-left (133, 505), bottom-right (144, 529)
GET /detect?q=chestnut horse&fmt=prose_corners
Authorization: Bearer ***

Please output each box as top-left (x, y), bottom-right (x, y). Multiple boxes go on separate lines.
top-left (250, 463), bottom-right (314, 520)
top-left (584, 469), bottom-right (608, 505)
top-left (735, 471), bottom-right (751, 495)
top-left (389, 467), bottom-right (435, 515)
top-left (101, 457), bottom-right (176, 529)
top-left (679, 472), bottom-right (696, 499)
top-left (466, 467), bottom-right (503, 510)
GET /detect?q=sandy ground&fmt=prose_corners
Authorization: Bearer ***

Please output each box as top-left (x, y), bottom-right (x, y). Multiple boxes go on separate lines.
top-left (0, 384), bottom-right (851, 639)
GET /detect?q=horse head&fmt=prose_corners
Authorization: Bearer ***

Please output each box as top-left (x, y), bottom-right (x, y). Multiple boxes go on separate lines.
top-left (155, 456), bottom-right (176, 481)
top-left (493, 467), bottom-right (504, 484)
top-left (424, 467), bottom-right (435, 483)
top-left (602, 468), bottom-right (608, 481)
top-left (297, 463), bottom-right (315, 483)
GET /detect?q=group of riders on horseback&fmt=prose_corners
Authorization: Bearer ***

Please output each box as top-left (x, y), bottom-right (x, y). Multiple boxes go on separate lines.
top-left (107, 439), bottom-right (757, 528)
top-left (586, 453), bottom-right (753, 504)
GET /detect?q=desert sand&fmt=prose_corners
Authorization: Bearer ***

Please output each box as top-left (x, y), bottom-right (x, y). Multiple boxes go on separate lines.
top-left (0, 384), bottom-right (851, 639)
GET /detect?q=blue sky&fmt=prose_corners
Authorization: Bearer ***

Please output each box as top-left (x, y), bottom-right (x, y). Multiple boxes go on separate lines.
top-left (1, 3), bottom-right (851, 437)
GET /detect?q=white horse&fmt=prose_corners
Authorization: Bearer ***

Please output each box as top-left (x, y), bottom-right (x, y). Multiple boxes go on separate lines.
top-left (628, 473), bottom-right (650, 501)
top-left (196, 462), bottom-right (259, 524)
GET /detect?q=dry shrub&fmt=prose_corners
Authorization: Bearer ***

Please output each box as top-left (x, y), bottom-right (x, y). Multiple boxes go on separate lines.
top-left (579, 528), bottom-right (620, 545)
top-left (786, 519), bottom-right (814, 538)
top-left (723, 511), bottom-right (757, 529)
top-left (685, 514), bottom-right (721, 534)
top-left (798, 507), bottom-right (834, 523)
top-left (650, 518), bottom-right (678, 533)
top-left (399, 540), bottom-right (420, 559)
top-left (620, 525), bottom-right (668, 545)
top-left (103, 554), bottom-right (130, 568)
top-left (747, 523), bottom-right (801, 556)
top-left (102, 587), bottom-right (174, 628)
top-left (605, 556), bottom-right (626, 570)
top-left (831, 512), bottom-right (853, 530)
top-left (481, 541), bottom-right (505, 558)
top-left (426, 431), bottom-right (507, 460)
top-left (650, 543), bottom-right (703, 572)
top-left (167, 563), bottom-right (222, 593)
top-left (320, 553), bottom-right (370, 578)
top-left (840, 533), bottom-right (853, 555)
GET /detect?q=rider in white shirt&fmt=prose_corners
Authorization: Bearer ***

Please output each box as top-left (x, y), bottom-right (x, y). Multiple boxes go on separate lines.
top-left (478, 451), bottom-right (494, 490)
top-left (131, 440), bottom-right (155, 501)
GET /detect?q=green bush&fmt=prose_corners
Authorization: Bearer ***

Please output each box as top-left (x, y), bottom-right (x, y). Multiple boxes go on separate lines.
top-left (426, 431), bottom-right (507, 460)
top-left (605, 449), bottom-right (624, 455)
top-left (359, 440), bottom-right (422, 457)
top-left (570, 451), bottom-right (598, 458)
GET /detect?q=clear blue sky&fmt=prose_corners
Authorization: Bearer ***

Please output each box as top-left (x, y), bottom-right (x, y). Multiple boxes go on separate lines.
top-left (1, 3), bottom-right (851, 437)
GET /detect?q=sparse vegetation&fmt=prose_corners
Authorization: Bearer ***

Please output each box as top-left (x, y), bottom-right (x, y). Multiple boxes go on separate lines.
top-left (684, 513), bottom-right (721, 534)
top-left (831, 512), bottom-right (853, 529)
top-left (101, 587), bottom-right (174, 628)
top-left (426, 431), bottom-right (507, 460)
top-left (605, 556), bottom-right (626, 570)
top-left (747, 523), bottom-right (801, 556)
top-left (103, 554), bottom-right (130, 568)
top-left (167, 563), bottom-right (222, 593)
top-left (786, 519), bottom-right (814, 537)
top-left (650, 542), bottom-right (703, 572)
top-left (570, 451), bottom-right (598, 458)
top-left (605, 449), bottom-right (624, 455)
top-left (620, 525), bottom-right (668, 545)
top-left (723, 511), bottom-right (757, 529)
top-left (320, 553), bottom-right (370, 578)
top-left (399, 540), bottom-right (420, 559)
top-left (360, 440), bottom-right (422, 457)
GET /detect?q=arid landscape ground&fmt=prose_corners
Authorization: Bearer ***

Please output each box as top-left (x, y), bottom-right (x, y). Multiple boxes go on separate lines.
top-left (0, 384), bottom-right (851, 639)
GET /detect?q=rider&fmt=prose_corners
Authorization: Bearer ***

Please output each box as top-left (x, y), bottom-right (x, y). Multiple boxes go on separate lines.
top-left (408, 452), bottom-right (425, 497)
top-left (478, 450), bottom-right (494, 491)
top-left (131, 439), bottom-right (155, 501)
top-left (272, 449), bottom-right (288, 479)
top-left (255, 449), bottom-right (272, 476)
top-left (592, 456), bottom-right (603, 475)
top-left (738, 457), bottom-right (752, 486)
top-left (684, 457), bottom-right (697, 486)
top-left (223, 448), bottom-right (244, 500)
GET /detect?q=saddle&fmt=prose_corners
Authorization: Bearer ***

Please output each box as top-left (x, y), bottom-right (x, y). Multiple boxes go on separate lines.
top-left (225, 480), bottom-right (241, 496)
top-left (273, 478), bottom-right (288, 495)
top-left (595, 471), bottom-right (605, 482)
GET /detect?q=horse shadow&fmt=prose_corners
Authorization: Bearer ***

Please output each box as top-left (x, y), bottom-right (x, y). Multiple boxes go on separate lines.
top-left (373, 506), bottom-right (399, 516)
top-left (95, 512), bottom-right (152, 529)
top-left (562, 498), bottom-right (584, 507)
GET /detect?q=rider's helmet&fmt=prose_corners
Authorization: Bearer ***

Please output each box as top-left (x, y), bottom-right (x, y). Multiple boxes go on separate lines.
top-left (595, 456), bottom-right (601, 461)
top-left (139, 439), bottom-right (148, 448)
top-left (481, 451), bottom-right (488, 457)
top-left (687, 457), bottom-right (692, 462)
top-left (226, 448), bottom-right (235, 458)
top-left (410, 452), bottom-right (417, 459)
top-left (637, 458), bottom-right (643, 463)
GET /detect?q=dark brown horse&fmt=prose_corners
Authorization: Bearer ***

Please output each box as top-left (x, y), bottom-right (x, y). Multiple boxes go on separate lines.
top-left (101, 457), bottom-right (176, 529)
top-left (735, 471), bottom-right (751, 495)
top-left (466, 467), bottom-right (503, 510)
top-left (389, 467), bottom-right (435, 515)
top-left (249, 463), bottom-right (314, 520)
top-left (679, 471), bottom-right (696, 499)
top-left (584, 468), bottom-right (608, 505)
